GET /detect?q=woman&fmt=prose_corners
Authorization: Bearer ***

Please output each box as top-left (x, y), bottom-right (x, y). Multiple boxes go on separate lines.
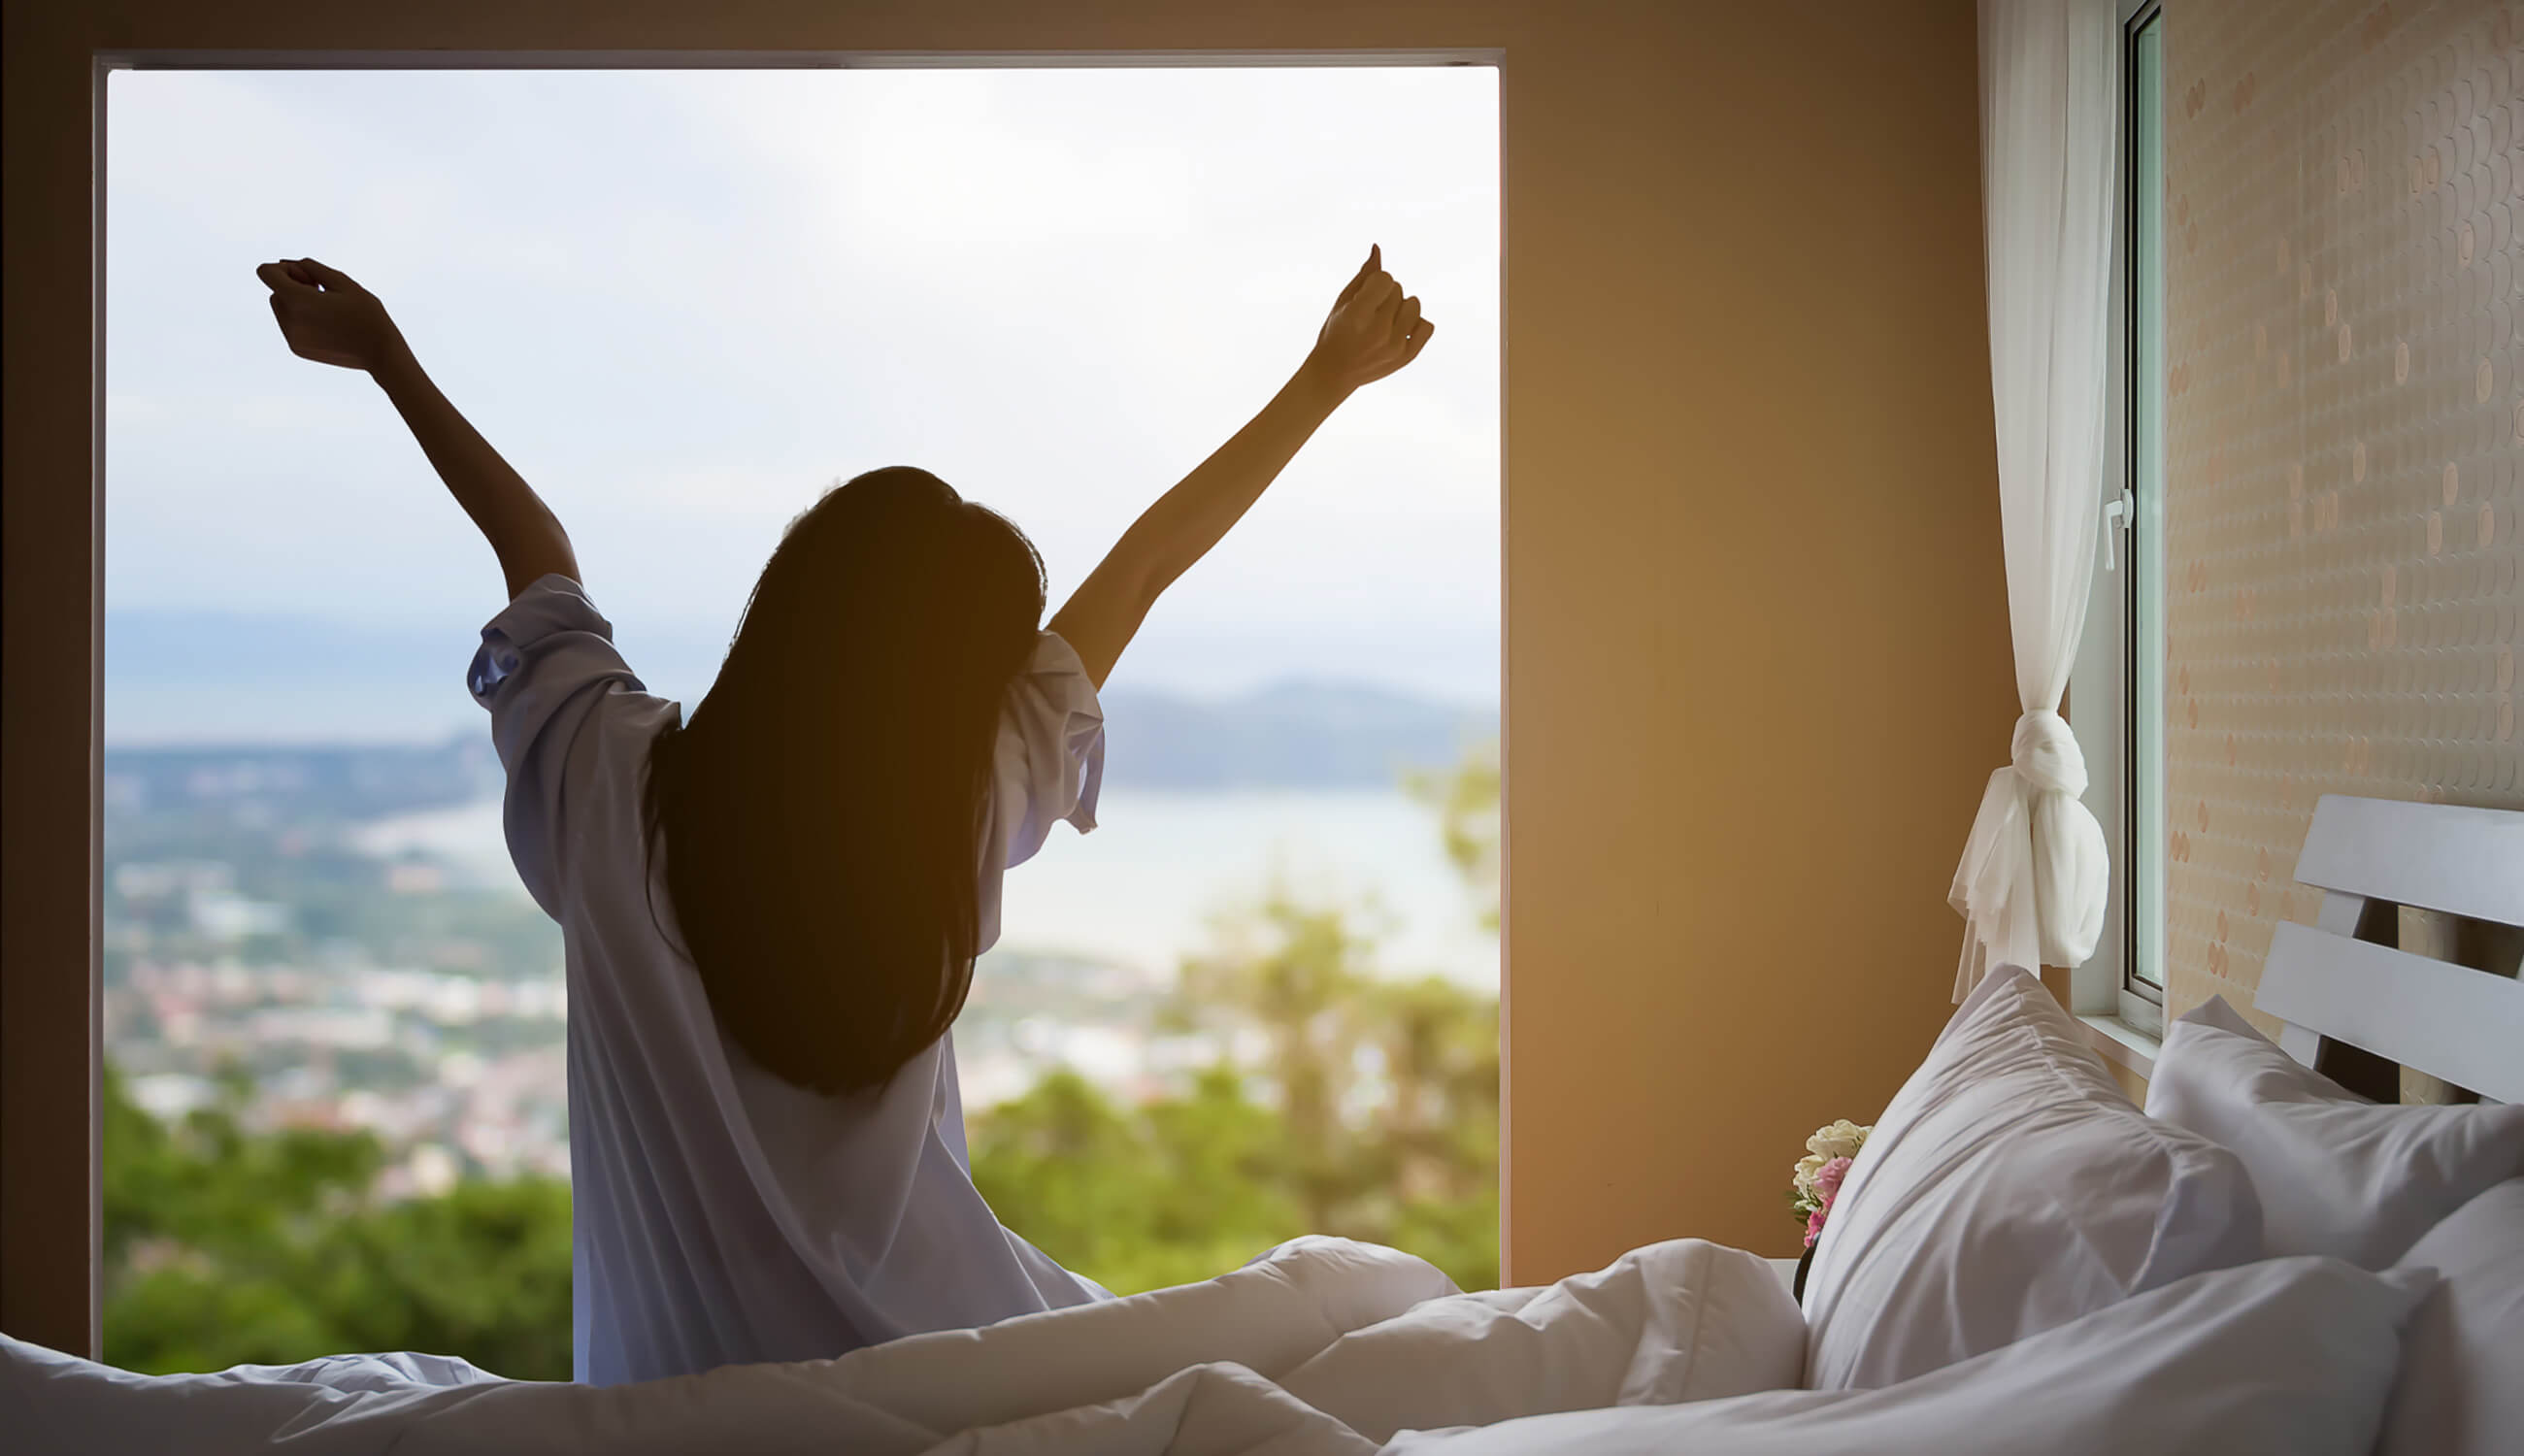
top-left (256, 247), bottom-right (1434, 1383)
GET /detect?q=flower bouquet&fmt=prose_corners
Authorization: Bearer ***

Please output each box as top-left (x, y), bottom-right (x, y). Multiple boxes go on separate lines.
top-left (1787, 1118), bottom-right (1870, 1300)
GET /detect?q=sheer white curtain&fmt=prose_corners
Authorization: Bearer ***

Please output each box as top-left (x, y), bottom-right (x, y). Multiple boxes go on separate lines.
top-left (1949, 0), bottom-right (2118, 1000)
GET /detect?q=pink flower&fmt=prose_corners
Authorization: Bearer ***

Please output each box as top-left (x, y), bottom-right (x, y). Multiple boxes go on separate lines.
top-left (1802, 1157), bottom-right (1855, 1248)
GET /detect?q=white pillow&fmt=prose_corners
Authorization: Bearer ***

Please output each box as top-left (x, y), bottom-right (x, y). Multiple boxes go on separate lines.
top-left (1384, 1256), bottom-right (2435, 1456)
top-left (1279, 1239), bottom-right (1805, 1445)
top-left (2377, 1177), bottom-right (2524, 1456)
top-left (1799, 967), bottom-right (2261, 1390)
top-left (2144, 995), bottom-right (2524, 1268)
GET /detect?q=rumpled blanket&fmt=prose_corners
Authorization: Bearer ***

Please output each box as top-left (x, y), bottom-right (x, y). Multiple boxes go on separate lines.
top-left (3, 1236), bottom-right (1805, 1456)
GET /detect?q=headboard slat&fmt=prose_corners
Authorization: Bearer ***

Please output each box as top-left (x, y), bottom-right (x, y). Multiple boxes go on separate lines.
top-left (2292, 796), bottom-right (2524, 923)
top-left (2259, 920), bottom-right (2524, 1104)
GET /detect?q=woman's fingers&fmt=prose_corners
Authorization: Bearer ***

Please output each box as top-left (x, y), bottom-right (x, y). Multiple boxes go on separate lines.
top-left (294, 257), bottom-right (360, 291)
top-left (256, 260), bottom-right (314, 294)
top-left (1401, 315), bottom-right (1436, 365)
top-left (1336, 246), bottom-right (1379, 306)
top-left (1394, 295), bottom-right (1422, 343)
top-left (258, 257), bottom-right (362, 296)
top-left (1370, 274), bottom-right (1404, 333)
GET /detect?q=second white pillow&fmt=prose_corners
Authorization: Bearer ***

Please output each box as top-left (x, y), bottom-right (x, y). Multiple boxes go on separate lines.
top-left (2143, 996), bottom-right (2524, 1269)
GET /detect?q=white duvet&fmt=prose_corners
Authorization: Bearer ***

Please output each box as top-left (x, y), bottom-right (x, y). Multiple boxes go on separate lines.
top-left (3, 1236), bottom-right (1806, 1456)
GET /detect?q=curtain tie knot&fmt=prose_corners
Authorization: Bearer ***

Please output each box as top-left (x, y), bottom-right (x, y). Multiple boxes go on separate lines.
top-left (2009, 709), bottom-right (2088, 799)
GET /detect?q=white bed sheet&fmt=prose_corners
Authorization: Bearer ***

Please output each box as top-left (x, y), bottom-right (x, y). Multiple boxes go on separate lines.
top-left (1382, 1256), bottom-right (2431, 1456)
top-left (6, 1235), bottom-right (1806, 1456)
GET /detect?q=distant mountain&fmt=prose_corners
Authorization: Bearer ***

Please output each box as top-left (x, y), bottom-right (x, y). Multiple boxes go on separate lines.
top-left (1100, 679), bottom-right (1492, 789)
top-left (104, 612), bottom-right (1497, 798)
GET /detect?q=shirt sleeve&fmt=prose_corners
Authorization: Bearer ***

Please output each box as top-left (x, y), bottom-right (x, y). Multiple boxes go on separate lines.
top-left (467, 574), bottom-right (648, 916)
top-left (991, 631), bottom-right (1108, 872)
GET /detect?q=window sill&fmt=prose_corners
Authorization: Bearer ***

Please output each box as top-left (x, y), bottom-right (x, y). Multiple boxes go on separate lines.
top-left (2077, 1012), bottom-right (2160, 1078)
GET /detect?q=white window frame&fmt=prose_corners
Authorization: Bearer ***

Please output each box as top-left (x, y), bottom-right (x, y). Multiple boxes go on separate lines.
top-left (2070, 0), bottom-right (2165, 1039)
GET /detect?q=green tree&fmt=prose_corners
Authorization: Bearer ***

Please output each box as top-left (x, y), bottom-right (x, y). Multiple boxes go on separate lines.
top-left (1409, 738), bottom-right (1500, 932)
top-left (972, 873), bottom-right (1502, 1294)
top-left (101, 1063), bottom-right (574, 1379)
top-left (970, 1065), bottom-right (1302, 1294)
top-left (1170, 891), bottom-right (1382, 1233)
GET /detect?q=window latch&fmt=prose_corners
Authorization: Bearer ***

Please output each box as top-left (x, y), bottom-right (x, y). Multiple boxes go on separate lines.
top-left (2103, 486), bottom-right (2136, 572)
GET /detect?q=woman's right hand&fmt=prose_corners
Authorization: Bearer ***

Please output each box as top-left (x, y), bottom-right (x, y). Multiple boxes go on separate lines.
top-left (1302, 245), bottom-right (1436, 398)
top-left (257, 257), bottom-right (405, 373)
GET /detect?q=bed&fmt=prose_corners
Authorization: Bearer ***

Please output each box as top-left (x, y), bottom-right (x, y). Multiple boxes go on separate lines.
top-left (6, 792), bottom-right (2518, 1455)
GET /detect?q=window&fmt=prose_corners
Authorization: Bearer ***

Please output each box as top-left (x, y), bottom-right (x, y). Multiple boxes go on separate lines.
top-left (101, 64), bottom-right (1499, 1373)
top-left (2072, 0), bottom-right (2163, 1031)
top-left (2126, 6), bottom-right (2167, 1006)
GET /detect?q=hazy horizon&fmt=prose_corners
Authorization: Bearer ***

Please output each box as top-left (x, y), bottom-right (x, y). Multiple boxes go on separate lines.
top-left (104, 601), bottom-right (1501, 747)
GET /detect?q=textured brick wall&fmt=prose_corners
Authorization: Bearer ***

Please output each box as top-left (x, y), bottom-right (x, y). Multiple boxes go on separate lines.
top-left (2160, 0), bottom-right (2521, 1026)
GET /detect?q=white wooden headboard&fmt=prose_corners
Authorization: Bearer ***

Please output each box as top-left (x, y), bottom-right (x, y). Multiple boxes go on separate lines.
top-left (2258, 794), bottom-right (2524, 1105)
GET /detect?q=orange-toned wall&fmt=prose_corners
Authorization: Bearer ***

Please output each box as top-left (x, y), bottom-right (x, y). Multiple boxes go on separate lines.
top-left (1491, 2), bottom-right (2004, 1275)
top-left (2158, 0), bottom-right (2522, 1031)
top-left (4, 0), bottom-right (2005, 1349)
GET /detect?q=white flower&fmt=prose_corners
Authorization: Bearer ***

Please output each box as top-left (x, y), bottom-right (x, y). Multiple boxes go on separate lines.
top-left (1805, 1119), bottom-right (1870, 1164)
top-left (1792, 1121), bottom-right (1876, 1226)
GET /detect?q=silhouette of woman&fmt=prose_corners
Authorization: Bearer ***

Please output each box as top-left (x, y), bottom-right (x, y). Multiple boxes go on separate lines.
top-left (257, 248), bottom-right (1434, 1383)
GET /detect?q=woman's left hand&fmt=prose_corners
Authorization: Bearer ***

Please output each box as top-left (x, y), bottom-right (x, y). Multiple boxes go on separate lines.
top-left (257, 257), bottom-right (406, 374)
top-left (1303, 246), bottom-right (1436, 397)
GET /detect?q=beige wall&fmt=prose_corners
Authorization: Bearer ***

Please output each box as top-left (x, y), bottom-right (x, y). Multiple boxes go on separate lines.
top-left (1491, 0), bottom-right (2002, 1277)
top-left (4, 0), bottom-right (2005, 1349)
top-left (2160, 0), bottom-right (2523, 1034)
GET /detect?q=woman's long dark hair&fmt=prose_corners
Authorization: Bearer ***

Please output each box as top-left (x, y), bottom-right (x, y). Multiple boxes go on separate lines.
top-left (646, 467), bottom-right (1046, 1096)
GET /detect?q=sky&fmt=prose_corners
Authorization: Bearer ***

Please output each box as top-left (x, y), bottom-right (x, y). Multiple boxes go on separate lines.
top-left (104, 67), bottom-right (1500, 743)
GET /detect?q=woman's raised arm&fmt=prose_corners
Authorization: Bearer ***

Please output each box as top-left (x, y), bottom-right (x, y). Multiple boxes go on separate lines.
top-left (258, 257), bottom-right (579, 601)
top-left (1048, 246), bottom-right (1435, 689)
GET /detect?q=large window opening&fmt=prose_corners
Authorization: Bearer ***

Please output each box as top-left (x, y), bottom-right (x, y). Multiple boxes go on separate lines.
top-left (102, 64), bottom-right (1500, 1376)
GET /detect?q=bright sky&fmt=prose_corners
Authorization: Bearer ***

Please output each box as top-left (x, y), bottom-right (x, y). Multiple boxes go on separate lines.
top-left (105, 67), bottom-right (1500, 733)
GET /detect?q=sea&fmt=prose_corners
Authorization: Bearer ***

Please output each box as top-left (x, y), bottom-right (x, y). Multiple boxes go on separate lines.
top-left (353, 786), bottom-right (1500, 994)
